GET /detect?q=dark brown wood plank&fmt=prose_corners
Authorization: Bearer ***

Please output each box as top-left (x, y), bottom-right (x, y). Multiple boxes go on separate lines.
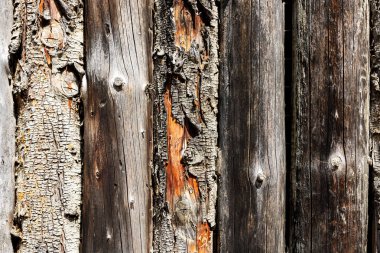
top-left (82, 0), bottom-right (153, 252)
top-left (218, 0), bottom-right (286, 252)
top-left (0, 1), bottom-right (15, 252)
top-left (289, 1), bottom-right (369, 252)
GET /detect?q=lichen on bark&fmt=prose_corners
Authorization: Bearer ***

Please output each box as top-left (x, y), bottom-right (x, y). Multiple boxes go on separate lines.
top-left (152, 0), bottom-right (218, 252)
top-left (9, 0), bottom-right (84, 252)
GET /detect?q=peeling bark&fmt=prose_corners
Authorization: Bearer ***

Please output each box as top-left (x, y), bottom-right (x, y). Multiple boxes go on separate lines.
top-left (0, 1), bottom-right (15, 252)
top-left (10, 0), bottom-right (83, 251)
top-left (152, 0), bottom-right (218, 252)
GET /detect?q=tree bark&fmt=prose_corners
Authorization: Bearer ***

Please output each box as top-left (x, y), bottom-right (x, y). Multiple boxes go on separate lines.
top-left (0, 1), bottom-right (15, 252)
top-left (152, 0), bottom-right (219, 252)
top-left (289, 0), bottom-right (369, 252)
top-left (218, 1), bottom-right (286, 252)
top-left (82, 0), bottom-right (153, 252)
top-left (9, 0), bottom-right (84, 251)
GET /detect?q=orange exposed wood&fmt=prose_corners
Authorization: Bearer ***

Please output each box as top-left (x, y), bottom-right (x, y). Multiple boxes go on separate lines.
top-left (44, 48), bottom-right (51, 65)
top-left (174, 0), bottom-right (203, 51)
top-left (164, 88), bottom-right (187, 207)
top-left (164, 85), bottom-right (211, 252)
top-left (39, 0), bottom-right (44, 14)
top-left (197, 222), bottom-right (211, 253)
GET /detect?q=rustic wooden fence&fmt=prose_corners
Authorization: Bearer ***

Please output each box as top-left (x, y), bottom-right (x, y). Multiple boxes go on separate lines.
top-left (1, 0), bottom-right (380, 252)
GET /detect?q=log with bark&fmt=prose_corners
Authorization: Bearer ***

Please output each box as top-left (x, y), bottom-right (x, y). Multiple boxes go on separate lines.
top-left (0, 1), bottom-right (16, 252)
top-left (9, 0), bottom-right (84, 251)
top-left (152, 0), bottom-right (219, 252)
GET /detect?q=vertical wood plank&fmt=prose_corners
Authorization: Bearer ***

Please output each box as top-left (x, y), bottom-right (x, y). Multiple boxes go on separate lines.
top-left (218, 0), bottom-right (286, 252)
top-left (0, 1), bottom-right (15, 252)
top-left (370, 0), bottom-right (380, 251)
top-left (82, 0), bottom-right (153, 252)
top-left (289, 0), bottom-right (369, 252)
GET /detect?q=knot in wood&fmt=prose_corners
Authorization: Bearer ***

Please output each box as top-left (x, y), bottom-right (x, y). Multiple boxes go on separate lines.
top-left (330, 155), bottom-right (343, 171)
top-left (41, 22), bottom-right (64, 50)
top-left (255, 173), bottom-right (266, 189)
top-left (113, 77), bottom-right (125, 90)
top-left (67, 143), bottom-right (76, 154)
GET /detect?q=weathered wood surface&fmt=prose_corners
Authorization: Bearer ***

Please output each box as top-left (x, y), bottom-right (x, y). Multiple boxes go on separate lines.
top-left (289, 0), bottom-right (369, 252)
top-left (218, 0), bottom-right (286, 252)
top-left (9, 0), bottom-right (84, 251)
top-left (0, 1), bottom-right (15, 252)
top-left (152, 0), bottom-right (219, 252)
top-left (371, 1), bottom-right (380, 251)
top-left (82, 0), bottom-right (153, 252)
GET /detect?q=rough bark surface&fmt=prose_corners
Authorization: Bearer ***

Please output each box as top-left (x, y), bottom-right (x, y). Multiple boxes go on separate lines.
top-left (9, 0), bottom-right (84, 252)
top-left (218, 1), bottom-right (286, 252)
top-left (0, 1), bottom-right (15, 252)
top-left (82, 0), bottom-right (153, 252)
top-left (152, 0), bottom-right (218, 252)
top-left (289, 0), bottom-right (369, 252)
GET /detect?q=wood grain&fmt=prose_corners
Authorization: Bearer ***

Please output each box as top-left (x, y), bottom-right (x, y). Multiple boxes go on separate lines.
top-left (289, 1), bottom-right (369, 252)
top-left (82, 0), bottom-right (153, 252)
top-left (218, 0), bottom-right (286, 252)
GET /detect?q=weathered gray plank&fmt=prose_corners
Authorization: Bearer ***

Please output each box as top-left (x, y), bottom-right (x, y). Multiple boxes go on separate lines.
top-left (371, 0), bottom-right (380, 251)
top-left (82, 0), bottom-right (153, 252)
top-left (289, 0), bottom-right (369, 252)
top-left (0, 1), bottom-right (15, 252)
top-left (152, 0), bottom-right (219, 252)
top-left (218, 0), bottom-right (286, 252)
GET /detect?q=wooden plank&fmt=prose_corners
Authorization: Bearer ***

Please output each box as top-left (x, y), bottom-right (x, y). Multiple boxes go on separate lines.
top-left (370, 1), bottom-right (380, 251)
top-left (9, 0), bottom-right (84, 251)
top-left (218, 0), bottom-right (286, 252)
top-left (0, 1), bottom-right (15, 252)
top-left (82, 0), bottom-right (153, 252)
top-left (152, 0), bottom-right (219, 252)
top-left (289, 0), bottom-right (369, 252)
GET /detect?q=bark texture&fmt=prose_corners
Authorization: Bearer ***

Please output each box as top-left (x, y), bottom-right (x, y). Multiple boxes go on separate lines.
top-left (152, 0), bottom-right (218, 252)
top-left (82, 0), bottom-right (153, 252)
top-left (0, 1), bottom-right (15, 252)
top-left (10, 0), bottom-right (84, 252)
top-left (218, 0), bottom-right (286, 252)
top-left (289, 0), bottom-right (369, 252)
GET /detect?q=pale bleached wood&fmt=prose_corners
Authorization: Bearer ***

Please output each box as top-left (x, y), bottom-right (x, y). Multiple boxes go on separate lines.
top-left (0, 1), bottom-right (15, 252)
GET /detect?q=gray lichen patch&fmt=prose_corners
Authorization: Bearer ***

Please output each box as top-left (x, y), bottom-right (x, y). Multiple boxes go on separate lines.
top-left (153, 0), bottom-right (218, 252)
top-left (10, 0), bottom-right (83, 252)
